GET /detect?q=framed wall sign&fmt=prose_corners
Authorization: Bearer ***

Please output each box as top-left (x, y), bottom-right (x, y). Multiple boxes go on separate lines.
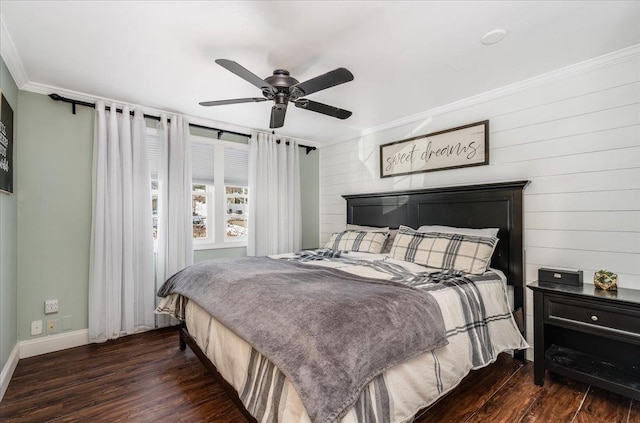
top-left (380, 120), bottom-right (489, 178)
top-left (0, 91), bottom-right (14, 194)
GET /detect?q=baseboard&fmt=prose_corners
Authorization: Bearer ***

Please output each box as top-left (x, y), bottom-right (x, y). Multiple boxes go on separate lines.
top-left (18, 329), bottom-right (89, 359)
top-left (0, 343), bottom-right (20, 402)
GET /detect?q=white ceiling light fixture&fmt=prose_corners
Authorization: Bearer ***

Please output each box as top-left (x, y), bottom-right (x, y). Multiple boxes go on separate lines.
top-left (481, 29), bottom-right (508, 45)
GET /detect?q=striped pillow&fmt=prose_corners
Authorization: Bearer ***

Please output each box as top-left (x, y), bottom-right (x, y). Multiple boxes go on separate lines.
top-left (390, 225), bottom-right (498, 274)
top-left (324, 230), bottom-right (388, 254)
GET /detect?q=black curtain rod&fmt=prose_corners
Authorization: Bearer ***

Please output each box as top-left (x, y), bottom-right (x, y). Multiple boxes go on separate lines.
top-left (271, 131), bottom-right (316, 153)
top-left (49, 93), bottom-right (317, 154)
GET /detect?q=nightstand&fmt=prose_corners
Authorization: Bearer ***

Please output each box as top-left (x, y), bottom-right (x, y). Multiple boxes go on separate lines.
top-left (528, 281), bottom-right (640, 400)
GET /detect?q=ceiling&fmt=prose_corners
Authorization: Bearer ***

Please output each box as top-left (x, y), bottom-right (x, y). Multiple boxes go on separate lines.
top-left (1, 1), bottom-right (639, 144)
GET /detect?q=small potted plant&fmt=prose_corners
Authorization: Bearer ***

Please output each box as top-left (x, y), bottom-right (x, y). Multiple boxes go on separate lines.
top-left (594, 269), bottom-right (618, 291)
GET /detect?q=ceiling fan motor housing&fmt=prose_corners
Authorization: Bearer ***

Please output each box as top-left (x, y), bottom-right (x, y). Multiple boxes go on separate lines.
top-left (265, 70), bottom-right (299, 88)
top-left (264, 69), bottom-right (300, 102)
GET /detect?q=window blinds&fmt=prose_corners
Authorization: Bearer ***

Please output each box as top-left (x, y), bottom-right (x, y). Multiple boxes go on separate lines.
top-left (147, 133), bottom-right (248, 186)
top-left (225, 147), bottom-right (248, 186)
top-left (192, 142), bottom-right (215, 184)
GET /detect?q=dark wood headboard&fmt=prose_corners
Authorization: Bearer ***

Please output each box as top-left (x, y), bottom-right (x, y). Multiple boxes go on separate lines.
top-left (342, 180), bottom-right (529, 316)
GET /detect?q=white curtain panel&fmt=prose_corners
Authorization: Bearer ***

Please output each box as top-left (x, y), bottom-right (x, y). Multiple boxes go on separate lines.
top-left (155, 115), bottom-right (193, 326)
top-left (248, 132), bottom-right (301, 256)
top-left (89, 102), bottom-right (155, 343)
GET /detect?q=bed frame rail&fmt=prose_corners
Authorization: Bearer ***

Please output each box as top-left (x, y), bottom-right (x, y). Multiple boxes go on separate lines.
top-left (179, 324), bottom-right (258, 423)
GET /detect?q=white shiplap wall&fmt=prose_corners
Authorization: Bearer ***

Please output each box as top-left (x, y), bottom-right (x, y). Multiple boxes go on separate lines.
top-left (319, 49), bottom-right (640, 358)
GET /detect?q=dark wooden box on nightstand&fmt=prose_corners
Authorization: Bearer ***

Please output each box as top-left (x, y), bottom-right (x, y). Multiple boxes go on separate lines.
top-left (527, 281), bottom-right (640, 400)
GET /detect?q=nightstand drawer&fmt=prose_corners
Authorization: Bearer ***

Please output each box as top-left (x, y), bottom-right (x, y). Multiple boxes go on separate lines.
top-left (544, 295), bottom-right (640, 340)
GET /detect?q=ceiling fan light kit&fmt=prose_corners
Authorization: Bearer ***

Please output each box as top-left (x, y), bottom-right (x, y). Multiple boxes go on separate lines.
top-left (200, 59), bottom-right (354, 128)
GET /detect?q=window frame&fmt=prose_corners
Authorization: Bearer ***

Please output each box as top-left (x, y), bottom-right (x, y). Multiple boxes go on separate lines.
top-left (149, 128), bottom-right (249, 251)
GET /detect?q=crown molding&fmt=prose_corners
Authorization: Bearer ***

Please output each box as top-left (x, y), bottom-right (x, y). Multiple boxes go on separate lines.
top-left (23, 80), bottom-right (97, 102)
top-left (326, 44), bottom-right (640, 146)
top-left (22, 81), bottom-right (319, 146)
top-left (0, 16), bottom-right (29, 88)
top-left (22, 81), bottom-right (257, 138)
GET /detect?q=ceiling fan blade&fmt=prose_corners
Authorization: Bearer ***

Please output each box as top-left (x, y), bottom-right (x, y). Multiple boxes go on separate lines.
top-left (199, 98), bottom-right (267, 107)
top-left (270, 104), bottom-right (287, 128)
top-left (215, 59), bottom-right (275, 93)
top-left (291, 67), bottom-right (354, 97)
top-left (294, 99), bottom-right (352, 120)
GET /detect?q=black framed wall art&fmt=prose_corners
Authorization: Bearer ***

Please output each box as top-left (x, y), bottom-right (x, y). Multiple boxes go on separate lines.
top-left (380, 120), bottom-right (489, 178)
top-left (0, 91), bottom-right (14, 194)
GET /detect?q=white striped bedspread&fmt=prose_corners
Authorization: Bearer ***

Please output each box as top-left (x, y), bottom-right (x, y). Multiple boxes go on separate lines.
top-left (156, 252), bottom-right (528, 423)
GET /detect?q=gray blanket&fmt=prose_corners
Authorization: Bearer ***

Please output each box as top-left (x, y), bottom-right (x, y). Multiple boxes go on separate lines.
top-left (158, 256), bottom-right (447, 423)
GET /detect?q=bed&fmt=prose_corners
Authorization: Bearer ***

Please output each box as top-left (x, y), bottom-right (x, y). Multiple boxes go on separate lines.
top-left (156, 180), bottom-right (530, 423)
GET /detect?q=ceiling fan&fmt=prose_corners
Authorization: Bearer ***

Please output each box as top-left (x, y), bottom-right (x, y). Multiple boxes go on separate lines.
top-left (200, 59), bottom-right (354, 128)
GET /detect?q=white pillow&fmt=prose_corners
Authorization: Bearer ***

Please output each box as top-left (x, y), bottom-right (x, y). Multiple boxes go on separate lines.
top-left (346, 224), bottom-right (393, 253)
top-left (390, 225), bottom-right (499, 275)
top-left (417, 225), bottom-right (499, 238)
top-left (325, 230), bottom-right (388, 254)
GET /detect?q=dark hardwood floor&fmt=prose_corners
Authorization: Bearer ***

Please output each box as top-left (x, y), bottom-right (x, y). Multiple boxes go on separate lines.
top-left (1, 327), bottom-right (638, 422)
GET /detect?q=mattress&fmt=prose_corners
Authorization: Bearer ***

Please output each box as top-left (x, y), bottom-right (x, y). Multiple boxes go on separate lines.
top-left (157, 252), bottom-right (528, 422)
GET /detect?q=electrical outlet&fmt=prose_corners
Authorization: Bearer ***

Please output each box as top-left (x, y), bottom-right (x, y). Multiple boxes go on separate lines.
top-left (47, 320), bottom-right (57, 334)
top-left (44, 299), bottom-right (58, 314)
top-left (31, 320), bottom-right (43, 336)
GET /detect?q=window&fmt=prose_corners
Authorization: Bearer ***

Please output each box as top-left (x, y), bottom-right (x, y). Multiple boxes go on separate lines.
top-left (148, 129), bottom-right (249, 249)
top-left (192, 184), bottom-right (211, 240)
top-left (225, 186), bottom-right (248, 238)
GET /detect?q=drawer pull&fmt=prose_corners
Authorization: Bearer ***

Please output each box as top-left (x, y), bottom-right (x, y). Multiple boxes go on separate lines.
top-left (590, 315), bottom-right (599, 322)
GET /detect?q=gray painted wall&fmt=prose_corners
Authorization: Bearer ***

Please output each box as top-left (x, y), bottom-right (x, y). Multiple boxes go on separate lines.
top-left (194, 247), bottom-right (247, 262)
top-left (0, 55), bottom-right (18, 371)
top-left (300, 146), bottom-right (319, 249)
top-left (14, 91), bottom-right (320, 339)
top-left (16, 91), bottom-right (93, 341)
